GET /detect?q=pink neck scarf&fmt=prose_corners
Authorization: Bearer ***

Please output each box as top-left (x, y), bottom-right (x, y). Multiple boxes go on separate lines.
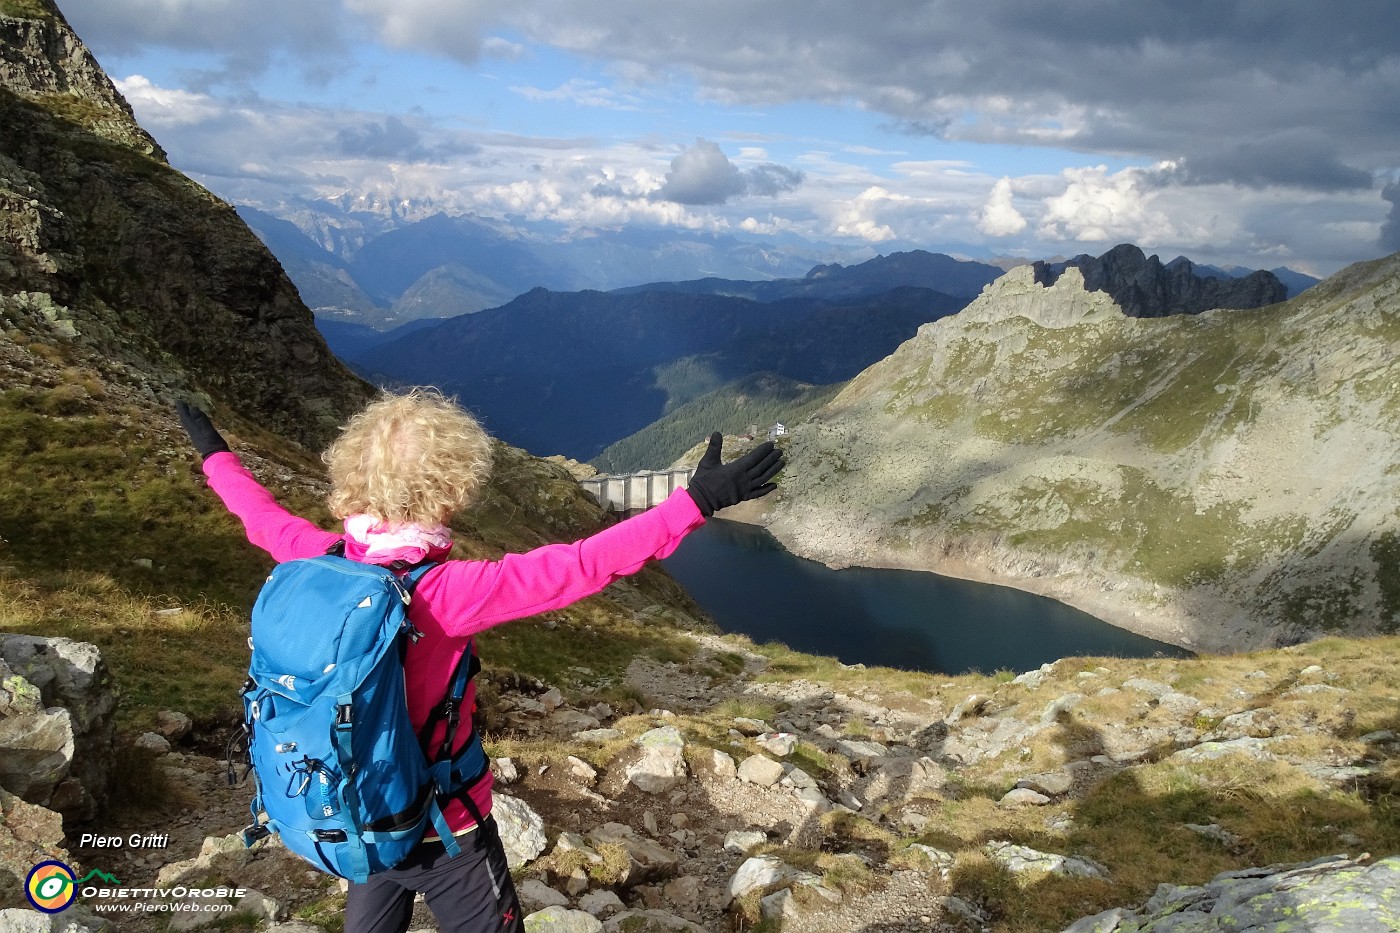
top-left (343, 514), bottom-right (452, 566)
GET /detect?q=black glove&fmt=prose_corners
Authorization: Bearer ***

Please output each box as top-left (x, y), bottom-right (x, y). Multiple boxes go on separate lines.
top-left (686, 432), bottom-right (785, 517)
top-left (175, 400), bottom-right (230, 461)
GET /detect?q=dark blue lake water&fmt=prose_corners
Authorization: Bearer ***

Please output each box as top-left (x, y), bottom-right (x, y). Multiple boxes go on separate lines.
top-left (661, 518), bottom-right (1190, 676)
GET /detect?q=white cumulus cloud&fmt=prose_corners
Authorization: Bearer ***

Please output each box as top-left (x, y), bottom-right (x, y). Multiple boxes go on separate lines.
top-left (977, 177), bottom-right (1026, 237)
top-left (830, 186), bottom-right (904, 242)
top-left (1037, 166), bottom-right (1174, 244)
top-left (652, 139), bottom-right (803, 205)
top-left (114, 75), bottom-right (223, 126)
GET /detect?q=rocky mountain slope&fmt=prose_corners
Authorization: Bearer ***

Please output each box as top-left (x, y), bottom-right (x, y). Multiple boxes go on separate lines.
top-left (0, 0), bottom-right (367, 448)
top-left (763, 255), bottom-right (1400, 653)
top-left (592, 373), bottom-right (843, 474)
top-left (7, 623), bottom-right (1400, 933)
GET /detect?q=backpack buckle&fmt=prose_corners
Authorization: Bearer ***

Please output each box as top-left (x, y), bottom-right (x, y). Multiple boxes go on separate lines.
top-left (241, 823), bottom-right (272, 846)
top-left (335, 704), bottom-right (353, 726)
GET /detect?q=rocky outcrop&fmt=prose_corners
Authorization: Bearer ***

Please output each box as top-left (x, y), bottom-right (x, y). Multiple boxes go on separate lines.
top-left (0, 634), bottom-right (115, 821)
top-left (0, 1), bottom-right (161, 158)
top-left (766, 252), bottom-right (1400, 652)
top-left (1041, 243), bottom-right (1287, 318)
top-left (0, 787), bottom-right (68, 912)
top-left (1063, 854), bottom-right (1400, 932)
top-left (0, 0), bottom-right (371, 449)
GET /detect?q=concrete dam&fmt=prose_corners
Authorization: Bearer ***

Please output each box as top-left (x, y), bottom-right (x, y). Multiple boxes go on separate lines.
top-left (579, 468), bottom-right (694, 512)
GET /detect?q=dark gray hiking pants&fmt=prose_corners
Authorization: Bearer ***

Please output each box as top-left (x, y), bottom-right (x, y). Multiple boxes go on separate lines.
top-left (344, 817), bottom-right (525, 933)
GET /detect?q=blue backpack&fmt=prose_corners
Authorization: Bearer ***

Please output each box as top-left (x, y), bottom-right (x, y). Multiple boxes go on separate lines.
top-left (233, 552), bottom-right (487, 883)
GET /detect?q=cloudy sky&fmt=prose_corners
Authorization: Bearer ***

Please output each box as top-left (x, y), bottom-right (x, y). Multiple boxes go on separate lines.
top-left (59, 0), bottom-right (1400, 276)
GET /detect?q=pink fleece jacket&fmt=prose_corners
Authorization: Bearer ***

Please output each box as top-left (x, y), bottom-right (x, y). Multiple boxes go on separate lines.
top-left (202, 451), bottom-right (705, 834)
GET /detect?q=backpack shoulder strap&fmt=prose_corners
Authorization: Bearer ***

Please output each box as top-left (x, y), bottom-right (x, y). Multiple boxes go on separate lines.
top-left (402, 561), bottom-right (436, 591)
top-left (415, 636), bottom-right (477, 761)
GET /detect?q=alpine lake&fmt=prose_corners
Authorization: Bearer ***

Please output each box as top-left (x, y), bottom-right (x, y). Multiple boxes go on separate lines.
top-left (661, 517), bottom-right (1190, 676)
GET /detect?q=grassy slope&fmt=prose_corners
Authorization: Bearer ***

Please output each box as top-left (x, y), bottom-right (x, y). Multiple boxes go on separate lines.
top-left (0, 0), bottom-right (52, 18)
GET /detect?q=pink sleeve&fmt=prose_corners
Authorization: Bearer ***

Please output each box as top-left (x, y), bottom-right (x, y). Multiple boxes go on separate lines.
top-left (414, 487), bottom-right (705, 637)
top-left (201, 451), bottom-right (341, 562)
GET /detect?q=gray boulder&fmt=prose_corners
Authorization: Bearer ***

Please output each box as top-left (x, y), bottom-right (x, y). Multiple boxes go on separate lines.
top-left (0, 907), bottom-right (112, 932)
top-left (493, 793), bottom-right (547, 868)
top-left (1061, 854), bottom-right (1400, 932)
top-left (0, 636), bottom-right (117, 821)
top-left (986, 842), bottom-right (1108, 880)
top-left (523, 906), bottom-right (602, 933)
top-left (624, 727), bottom-right (687, 794)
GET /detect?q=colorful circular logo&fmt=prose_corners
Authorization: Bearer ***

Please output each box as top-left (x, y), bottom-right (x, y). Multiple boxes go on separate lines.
top-left (25, 860), bottom-right (77, 913)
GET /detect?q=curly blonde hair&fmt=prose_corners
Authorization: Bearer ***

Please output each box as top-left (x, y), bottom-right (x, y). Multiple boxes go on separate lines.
top-left (323, 388), bottom-right (493, 524)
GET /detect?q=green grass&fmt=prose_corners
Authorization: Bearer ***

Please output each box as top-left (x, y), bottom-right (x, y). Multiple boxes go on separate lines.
top-left (0, 570), bottom-right (253, 731)
top-left (293, 895), bottom-right (346, 933)
top-left (0, 387), bottom-right (287, 608)
top-left (0, 0), bottom-right (52, 20)
top-left (974, 465), bottom-right (1311, 589)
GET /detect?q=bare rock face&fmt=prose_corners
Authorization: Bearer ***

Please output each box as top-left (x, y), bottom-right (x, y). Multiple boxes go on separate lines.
top-left (0, 1), bottom-right (163, 157)
top-left (0, 788), bottom-right (68, 917)
top-left (1040, 243), bottom-right (1287, 318)
top-left (1062, 854), bottom-right (1400, 932)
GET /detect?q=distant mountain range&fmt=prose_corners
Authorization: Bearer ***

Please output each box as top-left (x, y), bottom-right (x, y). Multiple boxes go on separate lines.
top-left (237, 202), bottom-right (869, 330)
top-left (333, 246), bottom-right (1298, 464)
top-left (351, 284), bottom-right (970, 460)
top-left (609, 249), bottom-right (1005, 302)
top-left (238, 199), bottom-right (1319, 331)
